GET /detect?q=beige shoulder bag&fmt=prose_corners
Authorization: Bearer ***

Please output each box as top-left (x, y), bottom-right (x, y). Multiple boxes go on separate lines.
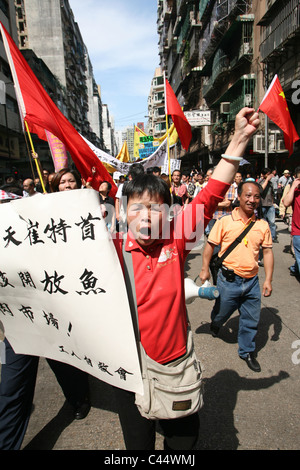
top-left (122, 240), bottom-right (203, 420)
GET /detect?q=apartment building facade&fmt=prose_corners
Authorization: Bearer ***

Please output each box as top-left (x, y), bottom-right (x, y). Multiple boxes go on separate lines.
top-left (0, 0), bottom-right (108, 182)
top-left (18, 0), bottom-right (105, 143)
top-left (124, 125), bottom-right (135, 161)
top-left (19, 0), bottom-right (89, 134)
top-left (258, 0), bottom-right (300, 170)
top-left (157, 0), bottom-right (300, 173)
top-left (147, 67), bottom-right (166, 139)
top-left (102, 103), bottom-right (118, 156)
top-left (0, 0), bottom-right (24, 182)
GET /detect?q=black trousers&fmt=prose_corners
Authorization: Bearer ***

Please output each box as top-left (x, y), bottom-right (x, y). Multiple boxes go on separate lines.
top-left (114, 387), bottom-right (200, 450)
top-left (0, 339), bottom-right (89, 450)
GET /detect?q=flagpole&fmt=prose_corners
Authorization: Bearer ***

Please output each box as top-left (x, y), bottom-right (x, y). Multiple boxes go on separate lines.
top-left (24, 120), bottom-right (47, 193)
top-left (164, 72), bottom-right (171, 184)
top-left (23, 129), bottom-right (36, 181)
top-left (265, 114), bottom-right (268, 168)
top-left (165, 115), bottom-right (171, 180)
top-left (264, 65), bottom-right (269, 167)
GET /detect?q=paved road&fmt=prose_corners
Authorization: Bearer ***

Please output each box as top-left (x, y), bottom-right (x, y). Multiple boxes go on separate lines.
top-left (2, 218), bottom-right (300, 450)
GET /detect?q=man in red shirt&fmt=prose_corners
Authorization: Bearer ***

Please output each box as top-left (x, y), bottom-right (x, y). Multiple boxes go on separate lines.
top-left (282, 166), bottom-right (300, 278)
top-left (113, 108), bottom-right (260, 451)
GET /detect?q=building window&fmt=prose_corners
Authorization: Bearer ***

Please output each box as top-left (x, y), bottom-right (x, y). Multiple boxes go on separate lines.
top-left (155, 122), bottom-right (166, 133)
top-left (6, 96), bottom-right (18, 113)
top-left (154, 91), bottom-right (164, 103)
top-left (0, 0), bottom-right (9, 17)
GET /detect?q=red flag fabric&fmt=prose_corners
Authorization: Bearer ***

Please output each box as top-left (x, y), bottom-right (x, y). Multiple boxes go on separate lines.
top-left (0, 22), bottom-right (117, 196)
top-left (258, 74), bottom-right (299, 156)
top-left (165, 78), bottom-right (192, 151)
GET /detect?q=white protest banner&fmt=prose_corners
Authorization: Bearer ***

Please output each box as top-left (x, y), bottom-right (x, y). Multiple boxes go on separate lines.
top-left (82, 135), bottom-right (172, 173)
top-left (161, 156), bottom-right (181, 175)
top-left (0, 189), bottom-right (143, 394)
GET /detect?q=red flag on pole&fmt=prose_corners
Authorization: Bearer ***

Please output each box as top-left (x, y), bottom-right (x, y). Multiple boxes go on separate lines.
top-left (258, 75), bottom-right (299, 156)
top-left (165, 78), bottom-right (192, 151)
top-left (0, 22), bottom-right (117, 196)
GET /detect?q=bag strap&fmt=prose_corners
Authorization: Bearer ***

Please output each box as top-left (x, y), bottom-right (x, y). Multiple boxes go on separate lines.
top-left (122, 236), bottom-right (191, 367)
top-left (122, 236), bottom-right (140, 342)
top-left (216, 220), bottom-right (256, 266)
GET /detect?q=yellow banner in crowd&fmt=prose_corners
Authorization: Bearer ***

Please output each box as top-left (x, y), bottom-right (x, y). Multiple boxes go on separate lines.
top-left (117, 141), bottom-right (130, 163)
top-left (133, 124), bottom-right (178, 160)
top-left (157, 124), bottom-right (179, 146)
top-left (134, 126), bottom-right (147, 160)
top-left (103, 141), bottom-right (130, 174)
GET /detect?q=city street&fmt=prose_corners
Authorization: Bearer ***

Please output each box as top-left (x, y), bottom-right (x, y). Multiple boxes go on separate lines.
top-left (0, 0), bottom-right (299, 456)
top-left (2, 217), bottom-right (299, 451)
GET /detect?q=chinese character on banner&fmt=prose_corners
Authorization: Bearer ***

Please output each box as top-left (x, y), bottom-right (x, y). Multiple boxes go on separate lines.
top-left (0, 189), bottom-right (143, 394)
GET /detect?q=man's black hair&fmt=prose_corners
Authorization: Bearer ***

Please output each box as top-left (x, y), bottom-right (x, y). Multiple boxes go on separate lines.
top-left (102, 181), bottom-right (112, 193)
top-left (152, 166), bottom-right (161, 174)
top-left (128, 163), bottom-right (145, 179)
top-left (294, 166), bottom-right (300, 176)
top-left (237, 181), bottom-right (263, 219)
top-left (123, 173), bottom-right (171, 206)
top-left (237, 180), bottom-right (262, 197)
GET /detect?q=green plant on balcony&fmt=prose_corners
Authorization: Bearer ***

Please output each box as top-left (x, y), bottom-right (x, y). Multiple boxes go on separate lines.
top-left (183, 41), bottom-right (190, 73)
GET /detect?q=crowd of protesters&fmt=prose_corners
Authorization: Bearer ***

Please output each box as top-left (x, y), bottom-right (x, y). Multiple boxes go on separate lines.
top-left (0, 115), bottom-right (299, 450)
top-left (1, 157), bottom-right (299, 280)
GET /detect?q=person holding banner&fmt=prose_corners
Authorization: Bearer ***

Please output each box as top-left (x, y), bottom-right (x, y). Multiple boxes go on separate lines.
top-left (0, 167), bottom-right (91, 451)
top-left (99, 181), bottom-right (116, 232)
top-left (113, 108), bottom-right (260, 450)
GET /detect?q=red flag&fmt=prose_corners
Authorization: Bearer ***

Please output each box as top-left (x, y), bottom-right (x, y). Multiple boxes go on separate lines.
top-left (258, 75), bottom-right (299, 156)
top-left (0, 22), bottom-right (117, 196)
top-left (165, 78), bottom-right (192, 151)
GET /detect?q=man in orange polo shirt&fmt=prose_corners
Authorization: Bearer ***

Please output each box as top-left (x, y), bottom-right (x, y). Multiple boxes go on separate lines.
top-left (200, 181), bottom-right (274, 372)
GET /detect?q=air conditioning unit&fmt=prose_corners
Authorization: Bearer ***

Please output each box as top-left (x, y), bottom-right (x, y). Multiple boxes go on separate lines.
top-left (253, 135), bottom-right (265, 153)
top-left (269, 133), bottom-right (276, 152)
top-left (240, 42), bottom-right (252, 56)
top-left (204, 126), bottom-right (212, 146)
top-left (244, 42), bottom-right (251, 54)
top-left (277, 139), bottom-right (287, 152)
top-left (244, 94), bottom-right (252, 107)
top-left (220, 102), bottom-right (230, 114)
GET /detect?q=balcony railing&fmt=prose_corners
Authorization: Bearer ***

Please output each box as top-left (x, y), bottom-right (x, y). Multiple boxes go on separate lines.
top-left (200, 13), bottom-right (253, 87)
top-left (177, 5), bottom-right (193, 54)
top-left (199, 0), bottom-right (210, 21)
top-left (202, 52), bottom-right (230, 96)
top-left (210, 74), bottom-right (256, 121)
top-left (260, 0), bottom-right (300, 61)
